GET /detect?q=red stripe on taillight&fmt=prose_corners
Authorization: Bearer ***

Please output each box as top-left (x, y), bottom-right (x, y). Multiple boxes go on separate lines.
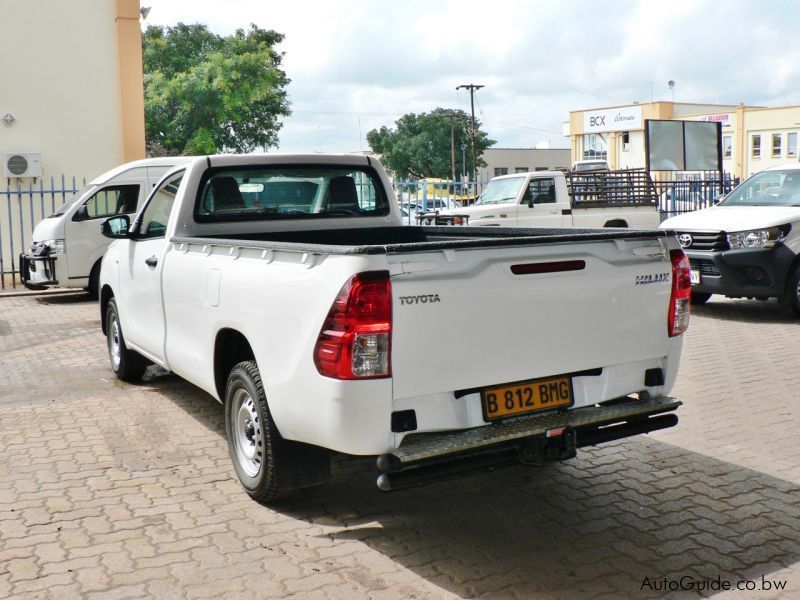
top-left (669, 249), bottom-right (691, 337)
top-left (314, 271), bottom-right (392, 379)
top-left (511, 260), bottom-right (586, 275)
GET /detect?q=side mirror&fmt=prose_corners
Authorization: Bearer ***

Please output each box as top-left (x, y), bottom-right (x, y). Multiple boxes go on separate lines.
top-left (73, 204), bottom-right (90, 221)
top-left (101, 215), bottom-right (130, 239)
top-left (527, 199), bottom-right (534, 208)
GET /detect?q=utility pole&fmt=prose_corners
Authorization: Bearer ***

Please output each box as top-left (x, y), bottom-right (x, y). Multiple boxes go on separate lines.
top-left (448, 112), bottom-right (456, 196)
top-left (456, 83), bottom-right (484, 193)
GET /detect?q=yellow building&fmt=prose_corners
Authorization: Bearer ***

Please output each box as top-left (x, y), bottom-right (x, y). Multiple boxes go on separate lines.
top-left (0, 0), bottom-right (146, 181)
top-left (566, 101), bottom-right (800, 180)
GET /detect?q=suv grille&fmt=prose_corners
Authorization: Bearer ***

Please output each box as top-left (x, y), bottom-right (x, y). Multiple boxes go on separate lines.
top-left (675, 230), bottom-right (729, 251)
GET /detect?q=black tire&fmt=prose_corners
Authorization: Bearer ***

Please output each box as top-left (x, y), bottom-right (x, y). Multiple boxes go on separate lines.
top-left (225, 360), bottom-right (330, 503)
top-left (105, 297), bottom-right (148, 382)
top-left (690, 292), bottom-right (711, 306)
top-left (778, 264), bottom-right (800, 318)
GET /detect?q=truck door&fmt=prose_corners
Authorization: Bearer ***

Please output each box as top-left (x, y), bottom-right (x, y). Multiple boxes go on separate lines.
top-left (118, 171), bottom-right (184, 362)
top-left (65, 184), bottom-right (142, 281)
top-left (516, 177), bottom-right (566, 228)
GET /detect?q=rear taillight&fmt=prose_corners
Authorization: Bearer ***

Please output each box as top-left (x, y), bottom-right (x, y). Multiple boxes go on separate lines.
top-left (314, 271), bottom-right (392, 379)
top-left (669, 249), bottom-right (691, 337)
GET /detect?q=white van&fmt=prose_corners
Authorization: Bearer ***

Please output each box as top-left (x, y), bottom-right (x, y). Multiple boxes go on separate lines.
top-left (20, 157), bottom-right (188, 295)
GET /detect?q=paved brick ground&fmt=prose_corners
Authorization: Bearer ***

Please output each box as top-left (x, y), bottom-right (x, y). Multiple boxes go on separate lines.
top-left (0, 292), bottom-right (798, 599)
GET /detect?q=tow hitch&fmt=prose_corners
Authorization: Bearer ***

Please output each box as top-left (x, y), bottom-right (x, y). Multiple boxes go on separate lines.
top-left (518, 427), bottom-right (576, 466)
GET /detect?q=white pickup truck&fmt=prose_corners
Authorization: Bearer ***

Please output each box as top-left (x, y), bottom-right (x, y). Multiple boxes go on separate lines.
top-left (99, 154), bottom-right (689, 502)
top-left (660, 164), bottom-right (800, 315)
top-left (439, 169), bottom-right (660, 229)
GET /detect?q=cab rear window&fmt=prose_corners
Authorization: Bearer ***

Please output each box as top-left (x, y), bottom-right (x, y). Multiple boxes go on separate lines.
top-left (194, 165), bottom-right (390, 222)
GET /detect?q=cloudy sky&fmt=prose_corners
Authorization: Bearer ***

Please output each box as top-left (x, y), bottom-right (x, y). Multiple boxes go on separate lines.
top-left (144, 0), bottom-right (800, 154)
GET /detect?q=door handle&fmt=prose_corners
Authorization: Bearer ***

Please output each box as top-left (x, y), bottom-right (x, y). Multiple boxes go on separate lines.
top-left (145, 256), bottom-right (158, 268)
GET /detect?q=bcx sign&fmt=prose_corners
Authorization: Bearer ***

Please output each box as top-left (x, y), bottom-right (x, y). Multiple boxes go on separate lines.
top-left (584, 106), bottom-right (642, 133)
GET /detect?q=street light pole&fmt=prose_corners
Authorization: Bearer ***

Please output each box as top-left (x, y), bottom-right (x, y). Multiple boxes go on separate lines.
top-left (449, 112), bottom-right (456, 198)
top-left (456, 83), bottom-right (484, 194)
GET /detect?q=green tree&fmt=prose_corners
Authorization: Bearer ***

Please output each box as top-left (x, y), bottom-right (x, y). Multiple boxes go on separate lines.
top-left (143, 23), bottom-right (291, 155)
top-left (367, 108), bottom-right (494, 179)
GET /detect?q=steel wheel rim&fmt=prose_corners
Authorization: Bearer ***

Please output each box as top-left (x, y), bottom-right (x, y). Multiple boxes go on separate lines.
top-left (232, 388), bottom-right (263, 477)
top-left (109, 317), bottom-right (122, 368)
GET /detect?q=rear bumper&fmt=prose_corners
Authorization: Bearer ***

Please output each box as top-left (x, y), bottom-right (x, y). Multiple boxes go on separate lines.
top-left (377, 395), bottom-right (680, 490)
top-left (687, 245), bottom-right (795, 298)
top-left (19, 254), bottom-right (59, 289)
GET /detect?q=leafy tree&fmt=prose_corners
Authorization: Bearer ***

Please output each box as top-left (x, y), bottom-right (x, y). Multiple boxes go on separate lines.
top-left (143, 23), bottom-right (291, 155)
top-left (367, 108), bottom-right (495, 179)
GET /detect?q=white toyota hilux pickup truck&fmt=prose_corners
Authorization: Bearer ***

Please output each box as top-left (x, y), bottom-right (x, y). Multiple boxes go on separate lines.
top-left (99, 154), bottom-right (689, 502)
top-left (660, 164), bottom-right (800, 316)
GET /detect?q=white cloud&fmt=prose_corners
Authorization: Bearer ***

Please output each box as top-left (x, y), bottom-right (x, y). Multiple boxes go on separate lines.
top-left (144, 0), bottom-right (800, 153)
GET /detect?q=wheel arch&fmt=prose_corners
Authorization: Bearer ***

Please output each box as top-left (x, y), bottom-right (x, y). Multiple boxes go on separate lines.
top-left (214, 328), bottom-right (256, 401)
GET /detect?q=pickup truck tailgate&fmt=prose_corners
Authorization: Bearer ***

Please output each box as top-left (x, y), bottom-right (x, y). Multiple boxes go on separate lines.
top-left (388, 237), bottom-right (672, 400)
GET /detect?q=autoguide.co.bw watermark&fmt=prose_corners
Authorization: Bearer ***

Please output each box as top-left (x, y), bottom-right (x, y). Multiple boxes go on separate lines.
top-left (641, 574), bottom-right (787, 593)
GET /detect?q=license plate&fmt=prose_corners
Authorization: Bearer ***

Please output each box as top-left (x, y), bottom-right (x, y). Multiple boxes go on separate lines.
top-left (690, 270), bottom-right (700, 284)
top-left (481, 376), bottom-right (574, 421)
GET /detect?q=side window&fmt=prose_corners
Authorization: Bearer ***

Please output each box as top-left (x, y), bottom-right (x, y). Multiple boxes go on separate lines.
top-left (137, 172), bottom-right (184, 239)
top-left (78, 185), bottom-right (140, 219)
top-left (525, 179), bottom-right (556, 204)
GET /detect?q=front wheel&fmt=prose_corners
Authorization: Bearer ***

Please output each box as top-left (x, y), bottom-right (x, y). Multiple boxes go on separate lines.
top-left (778, 264), bottom-right (800, 318)
top-left (105, 298), bottom-right (148, 381)
top-left (225, 360), bottom-right (330, 503)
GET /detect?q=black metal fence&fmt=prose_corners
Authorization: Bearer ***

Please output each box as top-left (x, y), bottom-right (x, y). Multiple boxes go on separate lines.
top-left (651, 171), bottom-right (738, 221)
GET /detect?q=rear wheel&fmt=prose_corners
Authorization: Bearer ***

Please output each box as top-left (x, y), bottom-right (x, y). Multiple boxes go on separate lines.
top-left (225, 360), bottom-right (330, 503)
top-left (778, 264), bottom-right (800, 318)
top-left (690, 292), bottom-right (711, 305)
top-left (105, 298), bottom-right (148, 381)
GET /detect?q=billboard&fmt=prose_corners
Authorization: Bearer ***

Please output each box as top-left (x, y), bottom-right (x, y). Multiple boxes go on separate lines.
top-left (645, 119), bottom-right (722, 171)
top-left (584, 106), bottom-right (642, 133)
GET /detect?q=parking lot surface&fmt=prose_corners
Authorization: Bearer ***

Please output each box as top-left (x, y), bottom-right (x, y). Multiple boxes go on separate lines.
top-left (1, 292), bottom-right (799, 599)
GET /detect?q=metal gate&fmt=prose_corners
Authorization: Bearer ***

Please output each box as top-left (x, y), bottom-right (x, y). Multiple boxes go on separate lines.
top-left (653, 170), bottom-right (738, 221)
top-left (1, 176), bottom-right (85, 290)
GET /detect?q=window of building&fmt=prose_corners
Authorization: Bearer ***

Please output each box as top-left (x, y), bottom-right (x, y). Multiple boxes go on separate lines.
top-left (493, 167), bottom-right (508, 177)
top-left (582, 133), bottom-right (607, 160)
top-left (788, 133), bottom-right (797, 157)
top-left (515, 167), bottom-right (528, 174)
top-left (752, 134), bottom-right (761, 159)
top-left (772, 133), bottom-right (782, 157)
top-left (723, 135), bottom-right (732, 159)
top-left (621, 132), bottom-right (630, 152)
top-left (535, 167), bottom-right (549, 171)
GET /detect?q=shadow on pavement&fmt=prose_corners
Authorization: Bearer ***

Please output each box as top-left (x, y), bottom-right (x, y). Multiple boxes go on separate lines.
top-left (153, 378), bottom-right (800, 598)
top-left (35, 291), bottom-right (95, 305)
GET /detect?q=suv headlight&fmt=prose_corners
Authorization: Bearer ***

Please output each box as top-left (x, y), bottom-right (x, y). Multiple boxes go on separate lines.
top-left (43, 239), bottom-right (66, 254)
top-left (727, 226), bottom-right (790, 249)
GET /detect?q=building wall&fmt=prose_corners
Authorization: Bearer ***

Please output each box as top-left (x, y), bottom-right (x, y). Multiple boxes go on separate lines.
top-left (741, 106), bottom-right (800, 178)
top-left (567, 101), bottom-right (800, 180)
top-left (0, 0), bottom-right (145, 183)
top-left (478, 148), bottom-right (571, 182)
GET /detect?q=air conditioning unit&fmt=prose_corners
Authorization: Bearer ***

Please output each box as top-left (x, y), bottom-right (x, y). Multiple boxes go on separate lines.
top-left (4, 152), bottom-right (43, 179)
